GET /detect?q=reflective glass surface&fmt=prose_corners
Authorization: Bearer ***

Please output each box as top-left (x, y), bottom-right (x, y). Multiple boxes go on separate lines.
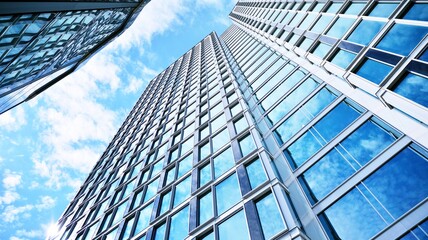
top-left (246, 158), bottom-right (267, 189)
top-left (347, 20), bottom-right (385, 45)
top-left (312, 42), bottom-right (331, 59)
top-left (256, 193), bottom-right (286, 239)
top-left (213, 147), bottom-right (234, 178)
top-left (218, 210), bottom-right (249, 240)
top-left (330, 49), bottom-right (356, 69)
top-left (402, 3), bottom-right (428, 21)
top-left (239, 134), bottom-right (256, 157)
top-left (134, 202), bottom-right (154, 235)
top-left (326, 18), bottom-right (355, 39)
top-left (199, 191), bottom-right (214, 225)
top-left (356, 58), bottom-right (392, 84)
top-left (169, 206), bottom-right (189, 240)
top-left (392, 72), bottom-right (428, 108)
top-left (174, 176), bottom-right (191, 206)
top-left (216, 174), bottom-right (241, 215)
top-left (376, 24), bottom-right (428, 56)
top-left (368, 3), bottom-right (398, 18)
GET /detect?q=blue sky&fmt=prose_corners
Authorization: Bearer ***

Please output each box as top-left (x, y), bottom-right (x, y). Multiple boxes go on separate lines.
top-left (0, 1), bottom-right (236, 239)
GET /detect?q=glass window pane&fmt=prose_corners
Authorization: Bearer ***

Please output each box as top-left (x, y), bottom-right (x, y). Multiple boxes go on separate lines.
top-left (159, 191), bottom-right (171, 215)
top-left (368, 3), bottom-right (398, 18)
top-left (347, 20), bottom-right (385, 45)
top-left (355, 58), bottom-right (392, 84)
top-left (343, 3), bottom-right (365, 15)
top-left (239, 134), bottom-right (257, 157)
top-left (200, 142), bottom-right (211, 161)
top-left (134, 202), bottom-right (154, 235)
top-left (213, 147), bottom-right (235, 179)
top-left (392, 72), bottom-right (428, 108)
top-left (174, 176), bottom-right (191, 207)
top-left (275, 87), bottom-right (337, 144)
top-left (246, 158), bottom-right (267, 189)
top-left (234, 117), bottom-right (249, 134)
top-left (402, 3), bottom-right (428, 21)
top-left (330, 49), bottom-right (356, 69)
top-left (121, 217), bottom-right (135, 239)
top-left (212, 128), bottom-right (230, 153)
top-left (199, 163), bottom-right (212, 187)
top-left (169, 206), bottom-right (189, 240)
top-left (326, 17), bottom-right (355, 39)
top-left (199, 191), bottom-right (213, 225)
top-left (376, 24), bottom-right (428, 56)
top-left (218, 210), bottom-right (249, 240)
top-left (154, 223), bottom-right (166, 240)
top-left (286, 101), bottom-right (361, 168)
top-left (144, 178), bottom-right (159, 202)
top-left (310, 15), bottom-right (334, 34)
top-left (216, 174), bottom-right (241, 215)
top-left (312, 42), bottom-right (331, 59)
top-left (256, 194), bottom-right (286, 239)
top-left (177, 155), bottom-right (192, 178)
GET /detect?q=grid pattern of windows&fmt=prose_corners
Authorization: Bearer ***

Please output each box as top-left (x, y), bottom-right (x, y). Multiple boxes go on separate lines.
top-left (50, 33), bottom-right (288, 240)
top-left (230, 0), bottom-right (428, 122)
top-left (52, 1), bottom-right (428, 240)
top-left (0, 1), bottom-right (146, 114)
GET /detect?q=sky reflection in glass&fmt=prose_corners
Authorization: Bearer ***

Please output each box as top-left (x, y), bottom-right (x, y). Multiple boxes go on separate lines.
top-left (218, 210), bottom-right (249, 240)
top-left (347, 20), bottom-right (385, 45)
top-left (169, 206), bottom-right (189, 240)
top-left (256, 193), bottom-right (286, 239)
top-left (393, 72), bottom-right (428, 108)
top-left (376, 24), bottom-right (428, 56)
top-left (356, 58), bottom-right (392, 84)
top-left (246, 158), bottom-right (267, 189)
top-left (214, 147), bottom-right (234, 178)
top-left (216, 174), bottom-right (241, 215)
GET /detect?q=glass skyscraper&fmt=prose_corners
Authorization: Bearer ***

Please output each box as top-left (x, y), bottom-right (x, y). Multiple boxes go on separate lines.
top-left (0, 1), bottom-right (149, 114)
top-left (51, 1), bottom-right (428, 240)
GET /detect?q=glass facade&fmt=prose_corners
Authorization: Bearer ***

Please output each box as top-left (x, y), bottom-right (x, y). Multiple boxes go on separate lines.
top-left (0, 1), bottom-right (148, 114)
top-left (52, 1), bottom-right (428, 240)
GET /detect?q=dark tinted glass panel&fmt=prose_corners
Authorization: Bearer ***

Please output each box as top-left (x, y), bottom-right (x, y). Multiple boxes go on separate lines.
top-left (392, 72), bottom-right (428, 108)
top-left (355, 58), bottom-right (392, 84)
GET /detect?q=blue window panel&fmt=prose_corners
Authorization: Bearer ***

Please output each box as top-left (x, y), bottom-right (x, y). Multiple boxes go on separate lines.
top-left (368, 2), bottom-right (398, 18)
top-left (256, 194), bottom-right (286, 239)
top-left (199, 142), bottom-right (210, 161)
top-left (255, 63), bottom-right (295, 100)
top-left (199, 163), bottom-right (212, 187)
top-left (286, 101), bottom-right (361, 168)
top-left (239, 134), bottom-right (256, 157)
top-left (343, 3), bottom-right (365, 15)
top-left (355, 58), bottom-right (392, 84)
top-left (169, 206), bottom-right (189, 240)
top-left (159, 191), bottom-right (171, 215)
top-left (267, 77), bottom-right (319, 125)
top-left (300, 118), bottom-right (397, 203)
top-left (212, 128), bottom-right (230, 153)
top-left (320, 145), bottom-right (428, 240)
top-left (121, 217), bottom-right (135, 239)
top-left (310, 15), bottom-right (334, 34)
top-left (330, 49), bottom-right (356, 69)
top-left (326, 18), bottom-right (355, 39)
top-left (199, 232), bottom-right (215, 240)
top-left (392, 72), bottom-right (428, 108)
top-left (246, 158), bottom-right (267, 189)
top-left (251, 58), bottom-right (286, 90)
top-left (234, 117), bottom-right (249, 134)
top-left (177, 154), bottom-right (192, 178)
top-left (261, 69), bottom-right (306, 111)
top-left (347, 20), bottom-right (385, 45)
top-left (216, 174), bottom-right (241, 215)
top-left (218, 210), bottom-right (249, 240)
top-left (154, 223), bottom-right (166, 240)
top-left (174, 176), bottom-right (191, 207)
top-left (134, 202), bottom-right (154, 235)
top-left (402, 3), bottom-right (428, 21)
top-left (376, 24), bottom-right (428, 56)
top-left (312, 42), bottom-right (331, 59)
top-left (275, 87), bottom-right (337, 144)
top-left (398, 219), bottom-right (428, 240)
top-left (326, 2), bottom-right (342, 13)
top-left (419, 48), bottom-right (428, 62)
top-left (199, 191), bottom-right (213, 225)
top-left (144, 177), bottom-right (159, 203)
top-left (213, 147), bottom-right (235, 179)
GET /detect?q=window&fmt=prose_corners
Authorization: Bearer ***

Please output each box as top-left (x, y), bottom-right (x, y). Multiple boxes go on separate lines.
top-left (212, 128), bottom-right (229, 153)
top-left (134, 202), bottom-right (154, 236)
top-left (245, 158), bottom-right (267, 189)
top-left (255, 193), bottom-right (286, 239)
top-left (286, 100), bottom-right (362, 168)
top-left (213, 147), bottom-right (234, 178)
top-left (320, 145), bottom-right (428, 240)
top-left (177, 154), bottom-right (192, 178)
top-left (238, 134), bottom-right (256, 157)
top-left (218, 210), bottom-right (249, 240)
top-left (168, 206), bottom-right (189, 240)
top-left (402, 3), bottom-right (428, 21)
top-left (326, 17), bottom-right (355, 39)
top-left (367, 2), bottom-right (397, 18)
top-left (300, 117), bottom-right (399, 204)
top-left (216, 174), bottom-right (241, 215)
top-left (199, 141), bottom-right (211, 161)
top-left (234, 117), bottom-right (249, 134)
top-left (355, 58), bottom-right (392, 84)
top-left (173, 176), bottom-right (191, 207)
top-left (376, 24), bottom-right (428, 56)
top-left (199, 191), bottom-right (213, 225)
top-left (392, 72), bottom-right (428, 108)
top-left (144, 177), bottom-right (159, 202)
top-left (159, 191), bottom-right (171, 215)
top-left (330, 49), bottom-right (356, 69)
top-left (347, 20), bottom-right (385, 45)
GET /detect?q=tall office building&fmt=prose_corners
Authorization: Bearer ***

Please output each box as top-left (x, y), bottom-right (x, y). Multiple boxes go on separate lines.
top-left (0, 1), bottom-right (150, 114)
top-left (51, 1), bottom-right (428, 240)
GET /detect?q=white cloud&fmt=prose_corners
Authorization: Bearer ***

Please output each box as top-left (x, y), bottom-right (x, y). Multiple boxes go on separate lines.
top-left (2, 196), bottom-right (56, 223)
top-left (16, 229), bottom-right (43, 238)
top-left (0, 191), bottom-right (20, 205)
top-left (0, 170), bottom-right (22, 205)
top-left (0, 107), bottom-right (26, 131)
top-left (124, 76), bottom-right (144, 94)
top-left (3, 171), bottom-right (22, 189)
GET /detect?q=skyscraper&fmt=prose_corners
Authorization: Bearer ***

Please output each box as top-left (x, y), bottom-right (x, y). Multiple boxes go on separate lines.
top-left (51, 1), bottom-right (428, 240)
top-left (0, 1), bottom-right (150, 114)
